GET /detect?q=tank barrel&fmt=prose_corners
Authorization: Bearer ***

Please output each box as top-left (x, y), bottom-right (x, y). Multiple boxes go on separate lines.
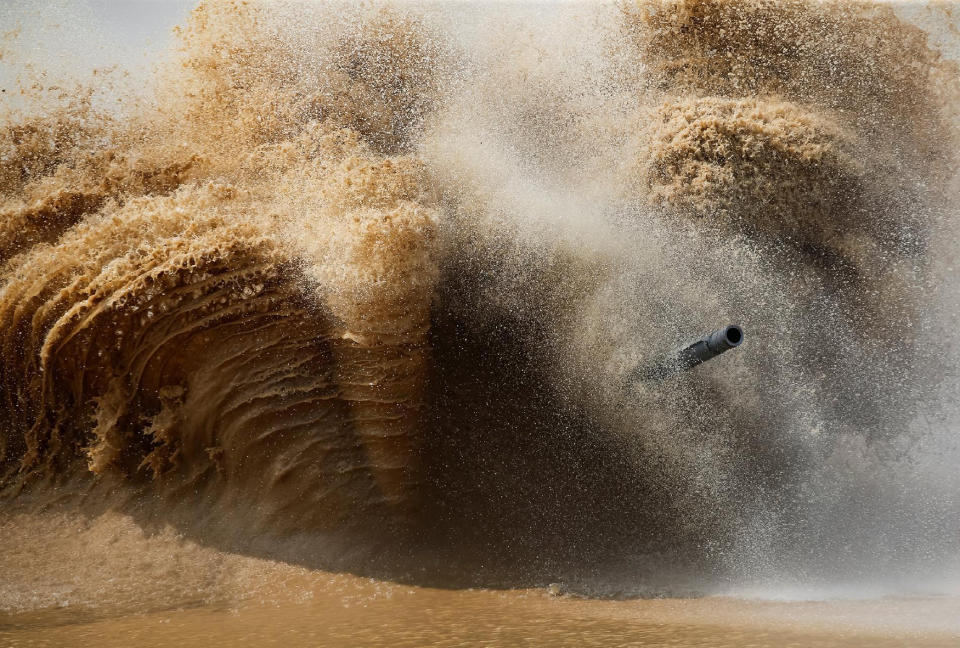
top-left (632, 324), bottom-right (744, 382)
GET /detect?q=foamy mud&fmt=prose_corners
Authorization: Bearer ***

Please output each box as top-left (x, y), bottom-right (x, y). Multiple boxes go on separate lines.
top-left (1, 0), bottom-right (959, 612)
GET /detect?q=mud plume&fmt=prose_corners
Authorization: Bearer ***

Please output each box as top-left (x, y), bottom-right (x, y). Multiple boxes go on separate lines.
top-left (1, 0), bottom-right (959, 603)
top-left (626, 1), bottom-right (956, 244)
top-left (0, 1), bottom-right (444, 542)
top-left (599, 0), bottom-right (960, 580)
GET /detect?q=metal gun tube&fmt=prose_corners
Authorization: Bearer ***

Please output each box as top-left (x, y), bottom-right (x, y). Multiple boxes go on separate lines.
top-left (632, 324), bottom-right (744, 382)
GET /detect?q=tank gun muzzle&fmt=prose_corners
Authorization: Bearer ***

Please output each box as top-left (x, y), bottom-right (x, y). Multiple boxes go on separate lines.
top-left (631, 324), bottom-right (744, 382)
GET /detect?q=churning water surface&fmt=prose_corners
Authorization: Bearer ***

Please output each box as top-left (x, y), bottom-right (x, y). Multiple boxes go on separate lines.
top-left (1, 0), bottom-right (960, 645)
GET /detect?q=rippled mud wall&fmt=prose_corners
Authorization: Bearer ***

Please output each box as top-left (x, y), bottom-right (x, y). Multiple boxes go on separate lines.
top-left (0, 3), bottom-right (445, 541)
top-left (1, 0), bottom-right (958, 589)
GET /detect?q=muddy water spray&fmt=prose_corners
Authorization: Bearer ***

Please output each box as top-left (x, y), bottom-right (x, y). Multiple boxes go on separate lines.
top-left (0, 0), bottom-right (959, 605)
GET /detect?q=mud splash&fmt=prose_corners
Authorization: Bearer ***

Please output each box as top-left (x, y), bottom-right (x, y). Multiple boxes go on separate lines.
top-left (1, 3), bottom-right (447, 539)
top-left (1, 0), bottom-right (959, 608)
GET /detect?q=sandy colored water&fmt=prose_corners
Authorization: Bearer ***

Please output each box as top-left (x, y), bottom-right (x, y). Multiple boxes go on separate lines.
top-left (3, 2), bottom-right (960, 645)
top-left (2, 510), bottom-right (959, 648)
top-left (3, 586), bottom-right (959, 648)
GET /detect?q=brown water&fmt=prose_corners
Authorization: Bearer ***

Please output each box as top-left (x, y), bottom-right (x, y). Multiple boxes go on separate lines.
top-left (4, 591), bottom-right (960, 648)
top-left (2, 0), bottom-right (960, 644)
top-left (2, 508), bottom-right (959, 647)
